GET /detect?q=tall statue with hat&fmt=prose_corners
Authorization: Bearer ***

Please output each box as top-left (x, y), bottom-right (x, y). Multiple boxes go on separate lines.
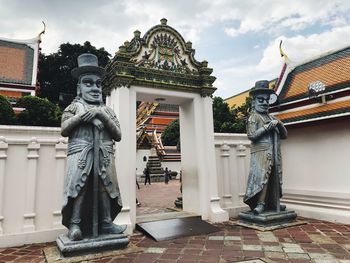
top-left (57, 53), bottom-right (128, 255)
top-left (243, 80), bottom-right (288, 216)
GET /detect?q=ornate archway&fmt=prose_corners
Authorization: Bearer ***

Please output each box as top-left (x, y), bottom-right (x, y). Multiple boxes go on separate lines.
top-left (104, 18), bottom-right (228, 232)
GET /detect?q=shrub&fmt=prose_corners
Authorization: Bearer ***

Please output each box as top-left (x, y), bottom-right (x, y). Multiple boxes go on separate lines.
top-left (0, 95), bottom-right (16, 125)
top-left (16, 96), bottom-right (62, 127)
top-left (161, 119), bottom-right (179, 146)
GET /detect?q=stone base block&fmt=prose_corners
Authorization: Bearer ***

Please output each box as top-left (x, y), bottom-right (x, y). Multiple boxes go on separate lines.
top-left (56, 233), bottom-right (129, 257)
top-left (238, 210), bottom-right (299, 231)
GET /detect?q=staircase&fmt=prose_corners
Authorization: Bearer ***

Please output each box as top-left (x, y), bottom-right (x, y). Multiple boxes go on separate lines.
top-left (146, 155), bottom-right (165, 182)
top-left (161, 146), bottom-right (181, 162)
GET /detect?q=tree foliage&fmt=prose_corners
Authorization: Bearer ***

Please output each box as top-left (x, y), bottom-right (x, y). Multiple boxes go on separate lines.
top-left (212, 96), bottom-right (250, 133)
top-left (0, 95), bottom-right (16, 125)
top-left (161, 119), bottom-right (180, 146)
top-left (16, 96), bottom-right (62, 127)
top-left (38, 41), bottom-right (111, 108)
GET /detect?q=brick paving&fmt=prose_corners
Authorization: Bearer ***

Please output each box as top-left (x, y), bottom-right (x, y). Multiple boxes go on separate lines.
top-left (136, 180), bottom-right (181, 215)
top-left (1, 182), bottom-right (350, 262)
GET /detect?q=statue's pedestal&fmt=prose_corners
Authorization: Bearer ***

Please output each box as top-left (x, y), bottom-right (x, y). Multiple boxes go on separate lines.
top-left (238, 210), bottom-right (298, 230)
top-left (56, 234), bottom-right (129, 257)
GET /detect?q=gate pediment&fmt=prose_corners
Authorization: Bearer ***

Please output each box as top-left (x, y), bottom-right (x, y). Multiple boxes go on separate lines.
top-left (104, 18), bottom-right (216, 96)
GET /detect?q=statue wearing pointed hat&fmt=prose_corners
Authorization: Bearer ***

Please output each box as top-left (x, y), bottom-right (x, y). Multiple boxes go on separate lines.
top-left (243, 80), bottom-right (288, 215)
top-left (60, 53), bottom-right (126, 241)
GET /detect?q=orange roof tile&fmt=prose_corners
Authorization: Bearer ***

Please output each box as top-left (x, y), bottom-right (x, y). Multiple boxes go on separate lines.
top-left (274, 99), bottom-right (350, 123)
top-left (0, 46), bottom-right (27, 82)
top-left (279, 48), bottom-right (350, 102)
top-left (282, 56), bottom-right (350, 100)
top-left (149, 117), bottom-right (176, 125)
top-left (0, 90), bottom-right (24, 98)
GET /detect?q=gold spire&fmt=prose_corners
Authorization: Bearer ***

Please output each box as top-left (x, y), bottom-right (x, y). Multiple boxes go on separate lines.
top-left (279, 40), bottom-right (289, 63)
top-left (38, 21), bottom-right (46, 42)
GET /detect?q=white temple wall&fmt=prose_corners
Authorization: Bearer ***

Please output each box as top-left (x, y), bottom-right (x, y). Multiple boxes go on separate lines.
top-left (280, 120), bottom-right (350, 224)
top-left (0, 125), bottom-right (67, 247)
top-left (136, 149), bottom-right (151, 180)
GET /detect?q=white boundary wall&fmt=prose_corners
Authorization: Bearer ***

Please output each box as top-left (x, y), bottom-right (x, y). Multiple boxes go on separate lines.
top-left (0, 125), bottom-right (67, 247)
top-left (1, 125), bottom-right (350, 247)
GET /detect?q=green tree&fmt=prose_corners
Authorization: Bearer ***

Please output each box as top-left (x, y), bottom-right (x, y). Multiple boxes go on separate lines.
top-left (16, 96), bottom-right (62, 127)
top-left (0, 95), bottom-right (16, 125)
top-left (212, 96), bottom-right (236, 133)
top-left (161, 119), bottom-right (180, 146)
top-left (38, 41), bottom-right (111, 108)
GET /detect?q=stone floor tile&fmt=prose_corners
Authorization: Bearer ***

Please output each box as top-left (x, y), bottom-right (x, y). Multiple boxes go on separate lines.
top-left (313, 260), bottom-right (339, 263)
top-left (182, 248), bottom-right (202, 255)
top-left (264, 251), bottom-right (286, 259)
top-left (281, 243), bottom-right (302, 248)
top-left (309, 234), bottom-right (337, 244)
top-left (178, 254), bottom-right (201, 261)
top-left (242, 251), bottom-right (264, 257)
top-left (287, 253), bottom-right (310, 259)
top-left (282, 247), bottom-right (304, 253)
top-left (177, 260), bottom-right (198, 263)
top-left (308, 252), bottom-right (336, 260)
top-left (242, 245), bottom-right (263, 251)
top-left (225, 236), bottom-right (241, 241)
top-left (208, 236), bottom-right (224, 241)
top-left (160, 253), bottom-right (180, 260)
top-left (144, 247), bottom-right (167, 254)
top-left (263, 246), bottom-right (283, 252)
top-left (243, 240), bottom-right (261, 245)
top-left (257, 232), bottom-right (278, 242)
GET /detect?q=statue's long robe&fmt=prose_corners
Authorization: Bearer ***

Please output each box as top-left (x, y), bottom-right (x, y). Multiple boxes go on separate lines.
top-left (243, 111), bottom-right (286, 211)
top-left (61, 100), bottom-right (122, 233)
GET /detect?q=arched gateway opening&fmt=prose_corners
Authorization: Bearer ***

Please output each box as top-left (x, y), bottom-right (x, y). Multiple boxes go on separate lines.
top-left (104, 18), bottom-right (228, 233)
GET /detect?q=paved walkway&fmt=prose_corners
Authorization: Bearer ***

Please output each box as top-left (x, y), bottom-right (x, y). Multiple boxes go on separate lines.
top-left (1, 182), bottom-right (350, 263)
top-left (136, 180), bottom-right (181, 215)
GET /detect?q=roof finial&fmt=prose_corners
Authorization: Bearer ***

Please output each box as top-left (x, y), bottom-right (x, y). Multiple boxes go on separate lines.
top-left (160, 18), bottom-right (167, 26)
top-left (279, 40), bottom-right (289, 63)
top-left (38, 21), bottom-right (46, 42)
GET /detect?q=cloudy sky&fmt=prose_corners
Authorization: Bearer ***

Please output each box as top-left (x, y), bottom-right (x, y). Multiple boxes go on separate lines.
top-left (1, 0), bottom-right (350, 99)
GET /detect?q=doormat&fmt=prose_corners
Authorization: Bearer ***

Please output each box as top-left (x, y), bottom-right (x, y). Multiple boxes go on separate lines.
top-left (136, 216), bottom-right (220, 241)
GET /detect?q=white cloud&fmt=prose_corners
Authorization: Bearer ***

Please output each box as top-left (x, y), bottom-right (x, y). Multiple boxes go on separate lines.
top-left (215, 25), bottom-right (350, 98)
top-left (221, 0), bottom-right (350, 38)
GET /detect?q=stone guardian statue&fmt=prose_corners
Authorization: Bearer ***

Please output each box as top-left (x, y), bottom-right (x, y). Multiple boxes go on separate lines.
top-left (243, 80), bottom-right (287, 215)
top-left (57, 53), bottom-right (128, 256)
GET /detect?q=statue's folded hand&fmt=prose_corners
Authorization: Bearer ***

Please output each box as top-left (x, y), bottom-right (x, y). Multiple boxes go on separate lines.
top-left (92, 118), bottom-right (104, 130)
top-left (81, 108), bottom-right (99, 122)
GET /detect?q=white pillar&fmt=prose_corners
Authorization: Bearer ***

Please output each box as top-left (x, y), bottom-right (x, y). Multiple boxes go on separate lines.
top-left (179, 96), bottom-right (228, 222)
top-left (23, 137), bottom-right (40, 232)
top-left (179, 99), bottom-right (200, 215)
top-left (0, 136), bottom-right (8, 234)
top-left (52, 138), bottom-right (67, 228)
top-left (107, 86), bottom-right (136, 234)
top-left (220, 143), bottom-right (233, 207)
top-left (201, 96), bottom-right (229, 222)
top-left (236, 142), bottom-right (248, 201)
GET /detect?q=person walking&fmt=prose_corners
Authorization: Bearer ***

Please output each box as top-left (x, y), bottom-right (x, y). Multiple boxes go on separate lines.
top-left (164, 167), bottom-right (170, 184)
top-left (144, 165), bottom-right (151, 185)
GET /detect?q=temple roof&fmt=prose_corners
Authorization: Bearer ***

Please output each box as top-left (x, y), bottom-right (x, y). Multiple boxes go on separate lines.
top-left (272, 44), bottom-right (350, 125)
top-left (0, 36), bottom-right (41, 87)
